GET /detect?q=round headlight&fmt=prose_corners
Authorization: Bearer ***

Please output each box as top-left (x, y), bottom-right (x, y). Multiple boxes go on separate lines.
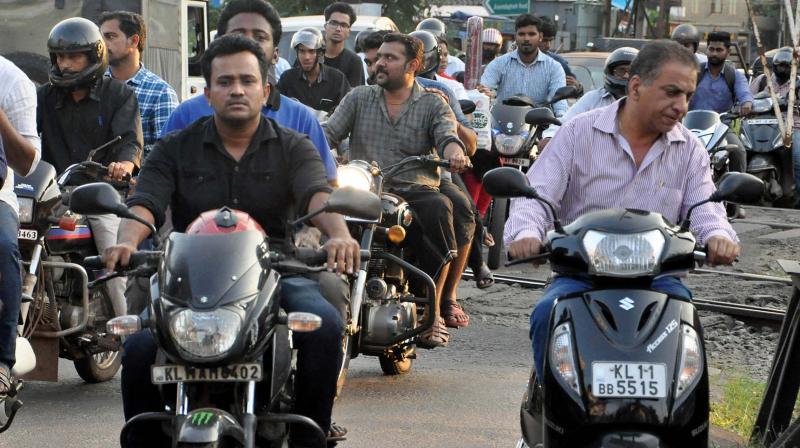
top-left (582, 229), bottom-right (666, 277)
top-left (169, 308), bottom-right (242, 359)
top-left (337, 164), bottom-right (373, 191)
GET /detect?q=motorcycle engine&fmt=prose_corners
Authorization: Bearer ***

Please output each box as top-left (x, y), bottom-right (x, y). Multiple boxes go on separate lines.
top-left (361, 300), bottom-right (416, 348)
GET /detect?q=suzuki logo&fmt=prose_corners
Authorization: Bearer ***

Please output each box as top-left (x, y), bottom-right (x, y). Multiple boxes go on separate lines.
top-left (619, 297), bottom-right (635, 310)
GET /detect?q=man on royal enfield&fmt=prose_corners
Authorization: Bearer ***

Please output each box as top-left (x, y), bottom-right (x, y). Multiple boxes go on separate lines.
top-left (750, 47), bottom-right (800, 207)
top-left (104, 34), bottom-right (358, 447)
top-left (540, 47), bottom-right (638, 150)
top-left (324, 33), bottom-right (474, 345)
top-left (504, 40), bottom-right (739, 381)
top-left (37, 17), bottom-right (143, 318)
top-left (0, 55), bottom-right (41, 395)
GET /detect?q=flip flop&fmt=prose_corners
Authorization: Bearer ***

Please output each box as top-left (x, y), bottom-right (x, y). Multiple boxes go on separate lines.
top-left (417, 316), bottom-right (450, 348)
top-left (442, 301), bottom-right (470, 328)
top-left (0, 364), bottom-right (11, 396)
top-left (328, 421), bottom-right (348, 442)
top-left (475, 263), bottom-right (495, 289)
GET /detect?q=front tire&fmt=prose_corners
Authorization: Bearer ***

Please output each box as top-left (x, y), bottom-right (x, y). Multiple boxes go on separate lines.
top-left (487, 198), bottom-right (508, 270)
top-left (74, 350), bottom-right (121, 383)
top-left (378, 351), bottom-right (413, 375)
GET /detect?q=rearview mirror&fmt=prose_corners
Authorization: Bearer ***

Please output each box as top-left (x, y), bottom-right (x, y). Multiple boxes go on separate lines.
top-left (482, 167), bottom-right (537, 198)
top-left (326, 187), bottom-right (382, 221)
top-left (711, 172), bottom-right (764, 204)
top-left (525, 108), bottom-right (561, 127)
top-left (69, 182), bottom-right (130, 217)
top-left (549, 86), bottom-right (579, 103)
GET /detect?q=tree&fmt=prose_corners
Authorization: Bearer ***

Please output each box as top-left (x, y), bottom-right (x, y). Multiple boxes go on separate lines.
top-left (270, 0), bottom-right (430, 32)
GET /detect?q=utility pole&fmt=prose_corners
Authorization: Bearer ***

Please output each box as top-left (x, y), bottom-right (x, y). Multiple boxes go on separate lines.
top-left (655, 0), bottom-right (670, 38)
top-left (605, 0), bottom-right (612, 37)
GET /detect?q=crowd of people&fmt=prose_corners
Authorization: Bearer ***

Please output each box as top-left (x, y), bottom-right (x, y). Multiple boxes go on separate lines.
top-left (0, 0), bottom-right (786, 445)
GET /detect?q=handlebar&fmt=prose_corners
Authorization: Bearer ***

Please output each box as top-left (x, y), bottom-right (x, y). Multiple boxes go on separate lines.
top-left (291, 248), bottom-right (371, 266)
top-left (84, 251), bottom-right (161, 271)
top-left (60, 160), bottom-right (133, 190)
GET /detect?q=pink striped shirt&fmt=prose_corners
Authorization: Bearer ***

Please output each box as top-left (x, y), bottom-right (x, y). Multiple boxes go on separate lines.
top-left (504, 99), bottom-right (738, 246)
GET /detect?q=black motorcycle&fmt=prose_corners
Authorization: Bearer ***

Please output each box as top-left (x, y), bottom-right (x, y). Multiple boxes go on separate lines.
top-left (486, 86), bottom-right (579, 269)
top-left (70, 182), bottom-right (380, 447)
top-left (481, 168), bottom-right (763, 448)
top-left (334, 155), bottom-right (448, 384)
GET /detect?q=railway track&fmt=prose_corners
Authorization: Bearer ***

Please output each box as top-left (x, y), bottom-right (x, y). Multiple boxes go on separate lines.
top-left (463, 270), bottom-right (787, 329)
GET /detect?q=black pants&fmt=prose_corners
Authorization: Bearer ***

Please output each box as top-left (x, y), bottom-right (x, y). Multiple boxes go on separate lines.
top-left (726, 130), bottom-right (747, 173)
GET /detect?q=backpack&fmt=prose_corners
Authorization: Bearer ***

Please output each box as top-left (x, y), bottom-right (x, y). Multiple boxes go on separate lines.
top-left (698, 62), bottom-right (736, 99)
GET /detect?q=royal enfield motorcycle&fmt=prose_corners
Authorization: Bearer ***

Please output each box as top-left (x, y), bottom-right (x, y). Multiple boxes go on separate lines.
top-left (481, 168), bottom-right (763, 448)
top-left (334, 155), bottom-right (448, 383)
top-left (70, 182), bottom-right (380, 448)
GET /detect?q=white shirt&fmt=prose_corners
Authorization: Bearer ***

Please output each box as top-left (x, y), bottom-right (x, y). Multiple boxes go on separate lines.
top-left (543, 87), bottom-right (616, 139)
top-left (444, 55), bottom-right (465, 76)
top-left (0, 56), bottom-right (41, 215)
top-left (435, 74), bottom-right (468, 100)
top-left (696, 53), bottom-right (708, 65)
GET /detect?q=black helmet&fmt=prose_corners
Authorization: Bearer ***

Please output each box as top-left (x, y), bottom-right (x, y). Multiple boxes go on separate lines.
top-left (291, 27), bottom-right (325, 52)
top-left (604, 46), bottom-right (638, 99)
top-left (409, 30), bottom-right (440, 78)
top-left (47, 17), bottom-right (107, 89)
top-left (671, 24), bottom-right (701, 52)
top-left (416, 18), bottom-right (447, 41)
top-left (773, 46), bottom-right (794, 81)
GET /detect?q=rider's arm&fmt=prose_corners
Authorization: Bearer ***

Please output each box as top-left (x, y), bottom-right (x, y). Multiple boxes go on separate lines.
top-left (110, 86), bottom-right (144, 170)
top-left (0, 75), bottom-right (39, 176)
top-left (125, 139), bottom-right (177, 230)
top-left (457, 123), bottom-right (477, 156)
top-left (479, 57), bottom-right (502, 90)
top-left (430, 96), bottom-right (466, 157)
top-left (733, 70), bottom-right (754, 109)
top-left (291, 99), bottom-right (338, 182)
top-left (548, 62), bottom-right (568, 117)
top-left (322, 89), bottom-right (358, 149)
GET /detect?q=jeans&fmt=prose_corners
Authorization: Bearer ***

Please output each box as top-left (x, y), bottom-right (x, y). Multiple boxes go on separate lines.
top-left (0, 202), bottom-right (20, 369)
top-left (529, 275), bottom-right (692, 379)
top-left (791, 129), bottom-right (800, 199)
top-left (120, 276), bottom-right (344, 447)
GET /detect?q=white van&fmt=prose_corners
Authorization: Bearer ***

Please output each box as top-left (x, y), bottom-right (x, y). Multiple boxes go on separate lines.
top-left (278, 15), bottom-right (398, 65)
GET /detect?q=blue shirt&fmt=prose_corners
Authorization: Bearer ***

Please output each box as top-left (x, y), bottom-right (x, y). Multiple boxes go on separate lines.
top-left (689, 64), bottom-right (753, 113)
top-left (105, 65), bottom-right (179, 155)
top-left (480, 50), bottom-right (567, 116)
top-left (416, 76), bottom-right (471, 128)
top-left (161, 93), bottom-right (337, 181)
top-left (544, 50), bottom-right (574, 78)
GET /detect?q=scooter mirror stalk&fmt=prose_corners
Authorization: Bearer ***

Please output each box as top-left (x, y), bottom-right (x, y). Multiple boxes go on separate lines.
top-left (681, 172), bottom-right (764, 230)
top-left (291, 187), bottom-right (382, 226)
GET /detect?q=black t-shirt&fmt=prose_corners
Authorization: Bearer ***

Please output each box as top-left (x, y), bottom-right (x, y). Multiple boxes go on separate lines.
top-left (37, 77), bottom-right (143, 173)
top-left (127, 115), bottom-right (331, 237)
top-left (277, 64), bottom-right (351, 113)
top-left (324, 48), bottom-right (365, 87)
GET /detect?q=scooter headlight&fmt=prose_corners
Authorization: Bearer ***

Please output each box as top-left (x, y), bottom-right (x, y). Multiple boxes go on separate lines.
top-left (675, 325), bottom-right (703, 400)
top-left (336, 164), bottom-right (373, 191)
top-left (18, 198), bottom-right (33, 225)
top-left (582, 230), bottom-right (666, 277)
top-left (169, 308), bottom-right (242, 359)
top-left (550, 322), bottom-right (581, 397)
top-left (494, 134), bottom-right (526, 156)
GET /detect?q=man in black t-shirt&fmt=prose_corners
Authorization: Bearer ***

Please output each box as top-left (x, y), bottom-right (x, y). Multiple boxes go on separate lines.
top-left (322, 2), bottom-right (365, 87)
top-left (278, 27), bottom-right (350, 113)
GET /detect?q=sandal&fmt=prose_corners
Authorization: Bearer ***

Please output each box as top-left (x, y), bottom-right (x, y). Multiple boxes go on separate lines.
top-left (0, 364), bottom-right (11, 396)
top-left (475, 263), bottom-right (495, 289)
top-left (328, 421), bottom-right (348, 442)
top-left (442, 301), bottom-right (470, 328)
top-left (417, 316), bottom-right (450, 348)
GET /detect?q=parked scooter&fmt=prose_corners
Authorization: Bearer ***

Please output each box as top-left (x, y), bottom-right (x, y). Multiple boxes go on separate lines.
top-left (334, 155), bottom-right (451, 384)
top-left (71, 183), bottom-right (380, 447)
top-left (740, 91), bottom-right (795, 206)
top-left (481, 168), bottom-right (763, 448)
top-left (485, 86), bottom-right (579, 269)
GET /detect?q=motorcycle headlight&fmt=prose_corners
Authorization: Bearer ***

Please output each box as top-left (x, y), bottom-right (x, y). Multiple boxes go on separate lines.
top-left (550, 322), bottom-right (581, 397)
top-left (169, 308), bottom-right (242, 359)
top-left (337, 164), bottom-right (373, 191)
top-left (18, 198), bottom-right (33, 225)
top-left (582, 229), bottom-right (666, 277)
top-left (675, 325), bottom-right (703, 400)
top-left (494, 134), bottom-right (526, 156)
top-left (752, 97), bottom-right (773, 114)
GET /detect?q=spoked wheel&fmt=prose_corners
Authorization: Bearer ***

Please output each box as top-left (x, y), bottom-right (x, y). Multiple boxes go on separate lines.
top-left (487, 198), bottom-right (508, 270)
top-left (335, 334), bottom-right (352, 397)
top-left (378, 346), bottom-right (414, 375)
top-left (74, 350), bottom-right (121, 383)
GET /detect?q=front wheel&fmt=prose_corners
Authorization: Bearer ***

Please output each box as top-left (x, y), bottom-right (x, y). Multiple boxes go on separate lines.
top-left (378, 350), bottom-right (414, 375)
top-left (487, 198), bottom-right (508, 270)
top-left (73, 350), bottom-right (121, 383)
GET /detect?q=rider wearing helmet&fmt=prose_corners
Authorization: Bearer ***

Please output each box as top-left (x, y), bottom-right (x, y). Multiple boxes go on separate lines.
top-left (482, 28), bottom-right (503, 65)
top-left (37, 17), bottom-right (143, 318)
top-left (671, 23), bottom-right (706, 64)
top-left (416, 17), bottom-right (465, 76)
top-left (277, 27), bottom-right (350, 113)
top-left (540, 47), bottom-right (639, 149)
top-left (751, 47), bottom-right (800, 206)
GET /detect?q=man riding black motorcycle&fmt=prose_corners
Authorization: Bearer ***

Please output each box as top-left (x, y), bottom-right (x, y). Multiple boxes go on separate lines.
top-left (750, 46), bottom-right (800, 207)
top-left (103, 35), bottom-right (359, 447)
top-left (671, 23), bottom-right (707, 65)
top-left (323, 33), bottom-right (474, 345)
top-left (36, 17), bottom-right (143, 318)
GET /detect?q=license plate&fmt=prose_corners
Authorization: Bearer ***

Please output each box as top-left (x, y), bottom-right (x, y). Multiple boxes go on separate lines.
top-left (17, 229), bottom-right (37, 240)
top-left (500, 157), bottom-right (531, 167)
top-left (592, 362), bottom-right (667, 398)
top-left (747, 118), bottom-right (778, 125)
top-left (151, 363), bottom-right (262, 384)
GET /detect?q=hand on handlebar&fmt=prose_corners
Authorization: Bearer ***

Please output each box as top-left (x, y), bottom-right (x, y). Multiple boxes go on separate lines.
top-left (705, 235), bottom-right (740, 266)
top-left (106, 161), bottom-right (135, 182)
top-left (443, 144), bottom-right (470, 173)
top-left (508, 237), bottom-right (546, 266)
top-left (103, 242), bottom-right (138, 273)
top-left (322, 235), bottom-right (361, 275)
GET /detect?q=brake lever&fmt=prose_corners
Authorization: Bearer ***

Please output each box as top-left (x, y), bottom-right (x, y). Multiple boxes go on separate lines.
top-left (505, 252), bottom-right (550, 267)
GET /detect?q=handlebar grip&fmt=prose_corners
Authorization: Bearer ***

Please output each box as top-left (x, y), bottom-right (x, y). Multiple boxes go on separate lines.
top-left (83, 256), bottom-right (105, 270)
top-left (294, 248), bottom-right (372, 266)
top-left (83, 251), bottom-right (159, 272)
